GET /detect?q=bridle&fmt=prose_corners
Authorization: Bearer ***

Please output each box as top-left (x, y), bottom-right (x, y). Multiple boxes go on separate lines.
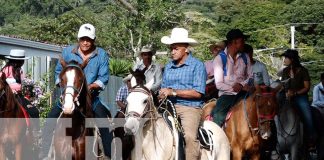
top-left (59, 64), bottom-right (85, 108)
top-left (255, 92), bottom-right (276, 125)
top-left (244, 91), bottom-right (276, 136)
top-left (126, 86), bottom-right (156, 119)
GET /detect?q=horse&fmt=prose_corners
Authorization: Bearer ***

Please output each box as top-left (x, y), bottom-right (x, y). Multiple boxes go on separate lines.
top-left (0, 72), bottom-right (33, 160)
top-left (271, 79), bottom-right (305, 160)
top-left (124, 70), bottom-right (230, 160)
top-left (53, 60), bottom-right (97, 160)
top-left (224, 85), bottom-right (280, 160)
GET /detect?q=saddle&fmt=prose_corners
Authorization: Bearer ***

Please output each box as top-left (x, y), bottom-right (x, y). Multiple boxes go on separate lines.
top-left (158, 99), bottom-right (215, 153)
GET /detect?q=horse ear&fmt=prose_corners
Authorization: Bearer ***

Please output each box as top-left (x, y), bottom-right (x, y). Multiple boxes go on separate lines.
top-left (144, 78), bottom-right (154, 90)
top-left (130, 76), bottom-right (137, 88)
top-left (59, 56), bottom-right (67, 68)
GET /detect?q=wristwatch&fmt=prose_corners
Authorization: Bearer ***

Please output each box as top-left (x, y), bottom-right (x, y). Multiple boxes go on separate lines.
top-left (172, 89), bottom-right (177, 97)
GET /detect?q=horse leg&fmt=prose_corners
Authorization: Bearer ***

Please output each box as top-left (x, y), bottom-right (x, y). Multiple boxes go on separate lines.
top-left (0, 145), bottom-right (5, 160)
top-left (15, 143), bottom-right (22, 160)
top-left (232, 146), bottom-right (243, 160)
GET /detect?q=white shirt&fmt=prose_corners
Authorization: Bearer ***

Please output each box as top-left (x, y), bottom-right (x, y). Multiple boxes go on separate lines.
top-left (312, 82), bottom-right (324, 107)
top-left (133, 60), bottom-right (162, 92)
top-left (252, 60), bottom-right (270, 86)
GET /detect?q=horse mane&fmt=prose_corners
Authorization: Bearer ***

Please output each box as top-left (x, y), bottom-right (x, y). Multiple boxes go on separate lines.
top-left (0, 77), bottom-right (20, 115)
top-left (130, 69), bottom-right (152, 93)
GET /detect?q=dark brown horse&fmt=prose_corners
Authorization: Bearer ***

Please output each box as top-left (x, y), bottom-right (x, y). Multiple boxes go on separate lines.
top-left (0, 72), bottom-right (33, 160)
top-left (224, 86), bottom-right (279, 160)
top-left (53, 60), bottom-right (96, 160)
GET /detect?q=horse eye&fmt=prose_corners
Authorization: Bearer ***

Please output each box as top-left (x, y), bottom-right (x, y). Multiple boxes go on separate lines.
top-left (143, 99), bottom-right (148, 104)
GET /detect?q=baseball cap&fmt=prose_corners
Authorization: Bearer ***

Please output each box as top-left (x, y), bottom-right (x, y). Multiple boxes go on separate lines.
top-left (77, 23), bottom-right (96, 40)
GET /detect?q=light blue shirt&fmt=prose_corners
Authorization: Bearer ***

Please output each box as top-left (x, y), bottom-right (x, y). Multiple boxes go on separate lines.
top-left (312, 82), bottom-right (324, 107)
top-left (162, 54), bottom-right (207, 107)
top-left (54, 45), bottom-right (110, 90)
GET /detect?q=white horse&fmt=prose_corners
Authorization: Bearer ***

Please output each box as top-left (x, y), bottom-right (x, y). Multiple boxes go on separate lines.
top-left (124, 75), bottom-right (230, 160)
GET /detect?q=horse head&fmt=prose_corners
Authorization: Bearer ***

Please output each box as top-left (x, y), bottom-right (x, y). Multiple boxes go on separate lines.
top-left (253, 84), bottom-right (280, 139)
top-left (59, 59), bottom-right (90, 115)
top-left (124, 69), bottom-right (154, 135)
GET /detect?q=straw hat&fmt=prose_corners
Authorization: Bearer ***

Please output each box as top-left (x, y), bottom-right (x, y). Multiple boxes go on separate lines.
top-left (5, 49), bottom-right (29, 60)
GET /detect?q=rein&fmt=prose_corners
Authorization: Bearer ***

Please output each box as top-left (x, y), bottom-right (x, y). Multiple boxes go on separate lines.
top-left (126, 87), bottom-right (156, 119)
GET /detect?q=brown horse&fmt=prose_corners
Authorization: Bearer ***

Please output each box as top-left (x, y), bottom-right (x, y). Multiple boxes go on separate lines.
top-left (224, 86), bottom-right (279, 160)
top-left (53, 60), bottom-right (96, 160)
top-left (0, 72), bottom-right (33, 160)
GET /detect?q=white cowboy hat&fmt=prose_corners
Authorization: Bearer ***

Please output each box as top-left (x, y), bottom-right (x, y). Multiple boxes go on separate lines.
top-left (161, 28), bottom-right (198, 45)
top-left (5, 49), bottom-right (29, 60)
top-left (78, 23), bottom-right (96, 40)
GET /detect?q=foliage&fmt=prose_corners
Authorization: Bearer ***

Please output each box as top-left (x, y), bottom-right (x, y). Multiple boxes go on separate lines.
top-left (109, 58), bottom-right (133, 77)
top-left (0, 0), bottom-right (323, 99)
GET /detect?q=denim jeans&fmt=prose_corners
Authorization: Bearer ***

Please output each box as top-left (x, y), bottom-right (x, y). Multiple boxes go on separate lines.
top-left (292, 95), bottom-right (316, 138)
top-left (212, 91), bottom-right (248, 126)
top-left (40, 97), bottom-right (113, 158)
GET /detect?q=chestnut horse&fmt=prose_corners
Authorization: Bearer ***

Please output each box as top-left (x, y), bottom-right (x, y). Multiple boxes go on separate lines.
top-left (53, 60), bottom-right (96, 160)
top-left (0, 73), bottom-right (33, 160)
top-left (224, 86), bottom-right (279, 160)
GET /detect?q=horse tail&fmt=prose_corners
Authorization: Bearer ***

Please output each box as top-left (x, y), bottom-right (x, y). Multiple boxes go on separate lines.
top-left (202, 121), bottom-right (230, 160)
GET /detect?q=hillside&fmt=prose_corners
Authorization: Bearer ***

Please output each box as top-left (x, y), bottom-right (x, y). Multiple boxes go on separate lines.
top-left (0, 0), bottom-right (323, 84)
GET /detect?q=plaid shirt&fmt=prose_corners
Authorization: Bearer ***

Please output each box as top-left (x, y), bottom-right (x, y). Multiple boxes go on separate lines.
top-left (162, 54), bottom-right (207, 107)
top-left (115, 85), bottom-right (129, 105)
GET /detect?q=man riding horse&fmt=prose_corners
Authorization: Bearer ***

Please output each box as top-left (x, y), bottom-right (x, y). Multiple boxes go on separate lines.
top-left (159, 27), bottom-right (207, 160)
top-left (211, 29), bottom-right (253, 126)
top-left (40, 23), bottom-right (113, 159)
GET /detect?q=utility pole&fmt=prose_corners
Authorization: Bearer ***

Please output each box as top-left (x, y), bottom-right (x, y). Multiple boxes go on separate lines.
top-left (291, 25), bottom-right (295, 49)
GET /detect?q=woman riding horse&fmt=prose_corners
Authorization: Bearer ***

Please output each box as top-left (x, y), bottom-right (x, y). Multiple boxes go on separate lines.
top-left (1, 49), bottom-right (40, 119)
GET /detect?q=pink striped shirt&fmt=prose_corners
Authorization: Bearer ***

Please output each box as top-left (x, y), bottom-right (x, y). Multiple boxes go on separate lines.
top-left (204, 59), bottom-right (215, 78)
top-left (213, 48), bottom-right (252, 96)
top-left (2, 66), bottom-right (25, 93)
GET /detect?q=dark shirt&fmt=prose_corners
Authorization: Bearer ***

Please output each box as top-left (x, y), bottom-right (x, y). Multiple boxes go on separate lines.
top-left (282, 66), bottom-right (310, 94)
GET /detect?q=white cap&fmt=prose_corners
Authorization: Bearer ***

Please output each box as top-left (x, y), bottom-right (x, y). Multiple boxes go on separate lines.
top-left (77, 23), bottom-right (96, 39)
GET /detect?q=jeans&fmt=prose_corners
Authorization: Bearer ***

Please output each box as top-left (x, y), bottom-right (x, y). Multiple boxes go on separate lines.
top-left (212, 91), bottom-right (248, 126)
top-left (40, 97), bottom-right (113, 158)
top-left (292, 95), bottom-right (316, 138)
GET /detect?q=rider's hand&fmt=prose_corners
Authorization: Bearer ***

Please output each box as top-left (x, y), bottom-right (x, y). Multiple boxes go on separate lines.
top-left (286, 90), bottom-right (295, 100)
top-left (88, 83), bottom-right (100, 91)
top-left (232, 83), bottom-right (243, 92)
top-left (158, 88), bottom-right (172, 99)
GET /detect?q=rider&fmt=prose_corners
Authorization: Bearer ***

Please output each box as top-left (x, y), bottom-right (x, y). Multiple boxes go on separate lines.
top-left (205, 40), bottom-right (226, 80)
top-left (244, 44), bottom-right (270, 86)
top-left (133, 44), bottom-right (162, 93)
top-left (159, 27), bottom-right (207, 160)
top-left (1, 49), bottom-right (40, 118)
top-left (116, 74), bottom-right (132, 111)
top-left (280, 49), bottom-right (317, 147)
top-left (40, 23), bottom-right (113, 159)
top-left (212, 29), bottom-right (253, 126)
